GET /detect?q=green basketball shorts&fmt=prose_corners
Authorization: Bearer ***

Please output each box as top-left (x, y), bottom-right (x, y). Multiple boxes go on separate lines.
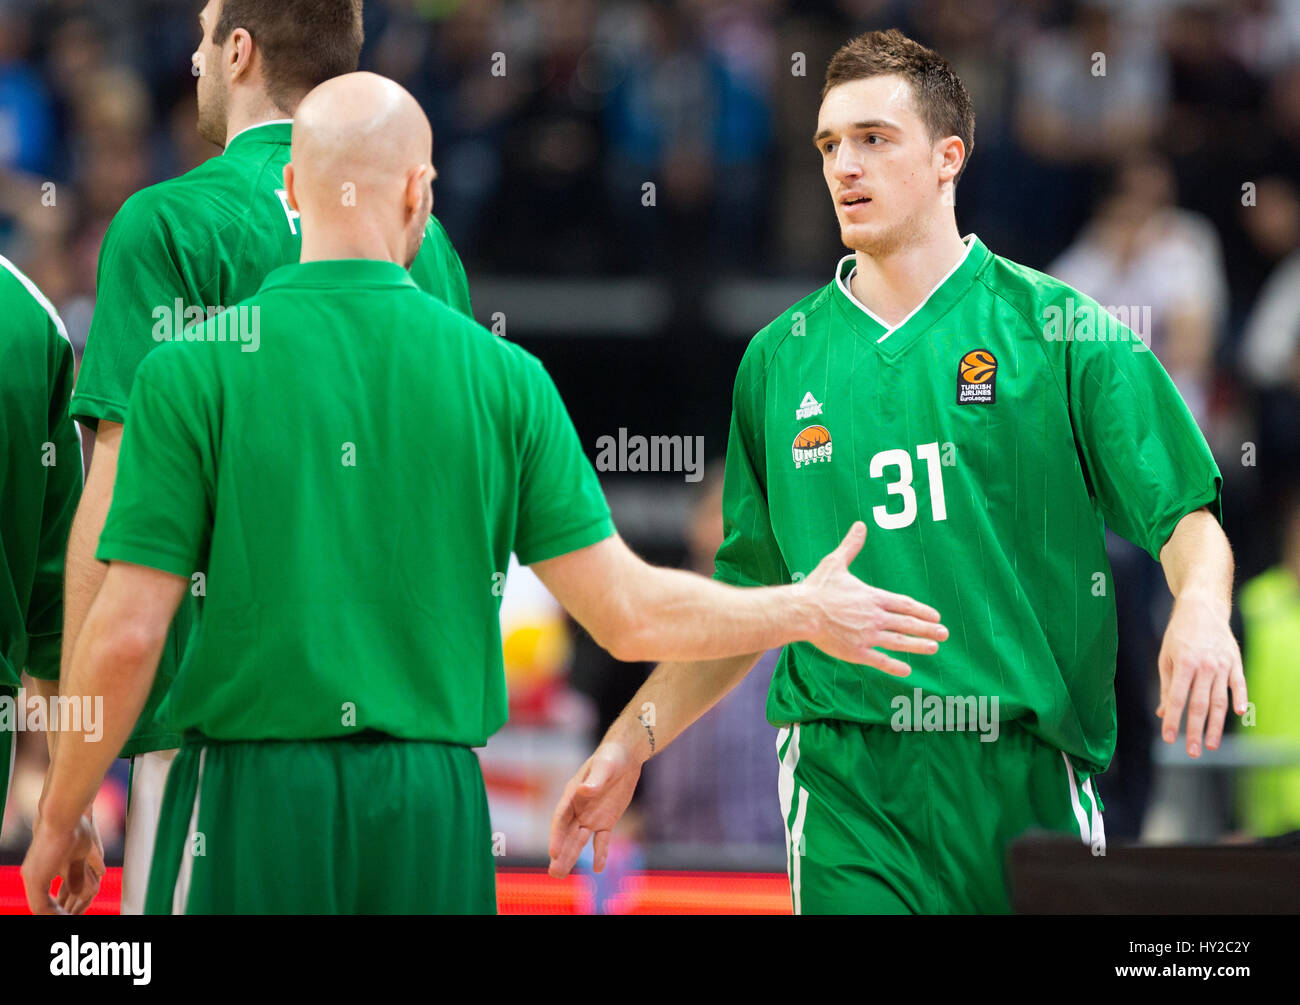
top-left (776, 719), bottom-right (1105, 914)
top-left (145, 734), bottom-right (497, 914)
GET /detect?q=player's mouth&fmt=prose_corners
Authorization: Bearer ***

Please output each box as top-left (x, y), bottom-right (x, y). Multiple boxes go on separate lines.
top-left (840, 194), bottom-right (872, 213)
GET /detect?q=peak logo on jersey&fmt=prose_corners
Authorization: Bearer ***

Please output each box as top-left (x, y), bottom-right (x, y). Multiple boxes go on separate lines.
top-left (792, 425), bottom-right (833, 469)
top-left (796, 392), bottom-right (823, 421)
top-left (957, 349), bottom-right (997, 404)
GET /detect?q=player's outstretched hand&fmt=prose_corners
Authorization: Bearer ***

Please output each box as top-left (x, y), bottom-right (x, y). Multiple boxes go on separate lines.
top-left (548, 741), bottom-right (641, 879)
top-left (800, 521), bottom-right (947, 675)
top-left (1155, 591), bottom-right (1248, 758)
top-left (22, 807), bottom-right (105, 915)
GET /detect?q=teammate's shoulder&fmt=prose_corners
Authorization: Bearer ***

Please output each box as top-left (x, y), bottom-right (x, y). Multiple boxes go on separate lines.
top-left (403, 287), bottom-right (551, 385)
top-left (414, 214), bottom-right (466, 278)
top-left (106, 156), bottom-right (245, 239)
top-left (0, 253), bottom-right (70, 354)
top-left (404, 282), bottom-right (483, 335)
top-left (105, 176), bottom-right (196, 247)
top-left (425, 213), bottom-right (455, 244)
top-left (117, 159), bottom-right (223, 214)
top-left (129, 313), bottom-right (228, 394)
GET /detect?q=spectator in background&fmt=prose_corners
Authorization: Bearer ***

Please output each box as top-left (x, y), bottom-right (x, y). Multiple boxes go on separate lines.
top-left (376, 0), bottom-right (525, 263)
top-left (1239, 184), bottom-right (1300, 563)
top-left (1229, 0), bottom-right (1300, 76)
top-left (0, 2), bottom-right (54, 176)
top-left (491, 0), bottom-right (611, 275)
top-left (1237, 486), bottom-right (1300, 839)
top-left (1161, 1), bottom-right (1271, 322)
top-left (641, 463), bottom-right (783, 849)
top-left (1016, 1), bottom-right (1168, 167)
top-left (1050, 151), bottom-right (1225, 426)
top-left (604, 1), bottom-right (772, 277)
top-left (909, 0), bottom-right (1024, 260)
top-left (0, 2), bottom-right (59, 259)
top-left (1013, 0), bottom-right (1169, 263)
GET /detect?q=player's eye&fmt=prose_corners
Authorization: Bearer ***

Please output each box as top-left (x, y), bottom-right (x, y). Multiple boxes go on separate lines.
top-left (866, 134), bottom-right (884, 145)
top-left (822, 141), bottom-right (837, 155)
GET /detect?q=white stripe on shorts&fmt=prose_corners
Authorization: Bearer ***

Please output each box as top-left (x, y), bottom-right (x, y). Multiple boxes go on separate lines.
top-left (172, 748), bottom-right (206, 915)
top-left (776, 725), bottom-right (806, 914)
top-left (1081, 775), bottom-right (1106, 855)
top-left (1061, 751), bottom-right (1091, 845)
top-left (121, 748), bottom-right (178, 915)
top-left (789, 786), bottom-right (809, 915)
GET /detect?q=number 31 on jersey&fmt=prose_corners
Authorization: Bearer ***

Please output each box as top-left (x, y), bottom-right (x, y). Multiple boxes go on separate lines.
top-left (870, 441), bottom-right (947, 530)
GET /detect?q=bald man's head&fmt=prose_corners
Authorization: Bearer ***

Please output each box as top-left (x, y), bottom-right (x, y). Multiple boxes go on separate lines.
top-left (285, 72), bottom-right (435, 268)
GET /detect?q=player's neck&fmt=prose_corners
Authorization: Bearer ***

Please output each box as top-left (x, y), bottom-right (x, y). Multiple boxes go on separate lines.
top-left (299, 222), bottom-right (404, 267)
top-left (849, 226), bottom-right (968, 329)
top-left (222, 98), bottom-right (294, 149)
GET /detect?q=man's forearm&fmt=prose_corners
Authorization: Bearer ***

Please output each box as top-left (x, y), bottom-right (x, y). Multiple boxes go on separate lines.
top-left (27, 676), bottom-right (61, 758)
top-left (61, 430), bottom-right (119, 679)
top-left (613, 564), bottom-right (815, 664)
top-left (42, 600), bottom-right (159, 830)
top-left (1158, 507), bottom-right (1233, 615)
top-left (603, 651), bottom-right (764, 765)
top-left (63, 511), bottom-right (111, 678)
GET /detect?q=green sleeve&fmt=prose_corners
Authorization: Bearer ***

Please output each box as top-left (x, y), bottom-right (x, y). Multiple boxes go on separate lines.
top-left (96, 348), bottom-right (213, 578)
top-left (1067, 324), bottom-right (1223, 562)
top-left (513, 355), bottom-right (614, 565)
top-left (24, 322), bottom-right (84, 681)
top-left (411, 215), bottom-right (472, 318)
top-left (713, 344), bottom-right (788, 588)
top-left (72, 192), bottom-right (190, 429)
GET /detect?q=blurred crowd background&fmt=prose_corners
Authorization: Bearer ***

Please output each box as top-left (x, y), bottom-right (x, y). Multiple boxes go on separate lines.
top-left (3, 0), bottom-right (1300, 904)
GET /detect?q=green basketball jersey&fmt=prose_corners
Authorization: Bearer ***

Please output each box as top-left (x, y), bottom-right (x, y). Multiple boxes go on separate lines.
top-left (0, 256), bottom-right (82, 688)
top-left (71, 120), bottom-right (473, 757)
top-left (714, 235), bottom-right (1222, 773)
top-left (97, 260), bottom-right (614, 746)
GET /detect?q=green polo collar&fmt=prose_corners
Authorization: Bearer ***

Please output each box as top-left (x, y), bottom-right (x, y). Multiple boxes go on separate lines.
top-left (260, 259), bottom-right (419, 291)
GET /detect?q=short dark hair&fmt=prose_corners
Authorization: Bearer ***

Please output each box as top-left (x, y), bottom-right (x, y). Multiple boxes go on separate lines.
top-left (213, 0), bottom-right (364, 111)
top-left (823, 29), bottom-right (975, 182)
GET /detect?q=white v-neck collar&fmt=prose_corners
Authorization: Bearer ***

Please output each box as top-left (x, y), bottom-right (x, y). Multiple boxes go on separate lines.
top-left (835, 234), bottom-right (978, 344)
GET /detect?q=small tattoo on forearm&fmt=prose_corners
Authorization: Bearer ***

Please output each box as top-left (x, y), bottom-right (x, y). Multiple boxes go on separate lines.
top-left (638, 713), bottom-right (656, 755)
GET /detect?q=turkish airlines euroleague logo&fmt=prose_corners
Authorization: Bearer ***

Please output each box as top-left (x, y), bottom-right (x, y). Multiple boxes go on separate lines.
top-left (957, 349), bottom-right (996, 404)
top-left (792, 424), bottom-right (832, 469)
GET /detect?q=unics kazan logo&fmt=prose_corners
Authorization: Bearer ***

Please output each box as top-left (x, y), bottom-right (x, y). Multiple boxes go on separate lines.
top-left (792, 424), bottom-right (832, 469)
top-left (957, 348), bottom-right (997, 404)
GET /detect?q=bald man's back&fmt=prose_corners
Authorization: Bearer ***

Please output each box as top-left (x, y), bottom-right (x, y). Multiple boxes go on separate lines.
top-left (98, 252), bottom-right (611, 913)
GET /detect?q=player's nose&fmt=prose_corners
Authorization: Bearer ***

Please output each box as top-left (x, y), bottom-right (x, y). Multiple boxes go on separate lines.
top-left (832, 144), bottom-right (863, 182)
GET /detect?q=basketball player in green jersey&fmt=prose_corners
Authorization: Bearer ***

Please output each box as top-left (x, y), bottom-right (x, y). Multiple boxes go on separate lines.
top-left (0, 257), bottom-right (86, 909)
top-left (549, 29), bottom-right (1246, 914)
top-left (58, 0), bottom-right (470, 914)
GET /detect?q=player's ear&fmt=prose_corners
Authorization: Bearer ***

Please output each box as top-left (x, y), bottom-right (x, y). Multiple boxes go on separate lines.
top-left (283, 163), bottom-right (300, 213)
top-left (228, 27), bottom-right (254, 83)
top-left (937, 135), bottom-right (964, 186)
top-left (406, 164), bottom-right (432, 224)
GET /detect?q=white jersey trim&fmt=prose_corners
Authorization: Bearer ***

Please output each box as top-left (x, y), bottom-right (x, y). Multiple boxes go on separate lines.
top-left (0, 253), bottom-right (84, 455)
top-left (0, 253), bottom-right (70, 345)
top-left (835, 233), bottom-right (978, 344)
top-left (224, 118), bottom-right (294, 151)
